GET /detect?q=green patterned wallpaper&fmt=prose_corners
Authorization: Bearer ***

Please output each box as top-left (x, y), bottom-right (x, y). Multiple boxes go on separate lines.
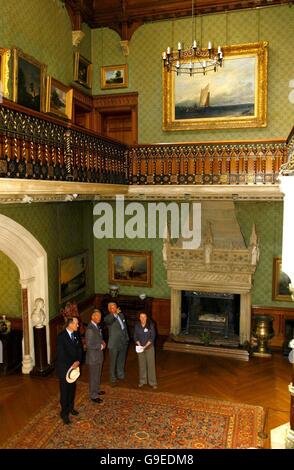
top-left (0, 251), bottom-right (21, 315)
top-left (92, 5), bottom-right (294, 142)
top-left (235, 201), bottom-right (290, 308)
top-left (78, 23), bottom-right (92, 62)
top-left (0, 202), bottom-right (94, 319)
top-left (94, 201), bottom-right (286, 307)
top-left (0, 0), bottom-right (73, 92)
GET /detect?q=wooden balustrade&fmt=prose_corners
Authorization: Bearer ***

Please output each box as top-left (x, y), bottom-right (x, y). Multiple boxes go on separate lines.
top-left (129, 140), bottom-right (289, 185)
top-left (0, 99), bottom-right (293, 186)
top-left (0, 100), bottom-right (128, 184)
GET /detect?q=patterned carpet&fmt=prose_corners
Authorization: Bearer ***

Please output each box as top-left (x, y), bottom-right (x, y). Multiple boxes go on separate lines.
top-left (2, 383), bottom-right (265, 449)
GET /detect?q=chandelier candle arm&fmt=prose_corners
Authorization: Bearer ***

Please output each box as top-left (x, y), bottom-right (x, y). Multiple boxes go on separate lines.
top-left (162, 0), bottom-right (223, 76)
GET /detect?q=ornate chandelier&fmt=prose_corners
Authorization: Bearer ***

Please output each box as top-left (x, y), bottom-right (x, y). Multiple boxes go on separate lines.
top-left (162, 0), bottom-right (223, 76)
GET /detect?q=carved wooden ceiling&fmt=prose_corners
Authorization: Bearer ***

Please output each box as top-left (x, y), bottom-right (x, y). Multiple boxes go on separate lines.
top-left (64, 0), bottom-right (293, 39)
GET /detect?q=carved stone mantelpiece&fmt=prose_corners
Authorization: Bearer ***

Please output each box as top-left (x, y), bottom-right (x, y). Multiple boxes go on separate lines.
top-left (164, 201), bottom-right (259, 346)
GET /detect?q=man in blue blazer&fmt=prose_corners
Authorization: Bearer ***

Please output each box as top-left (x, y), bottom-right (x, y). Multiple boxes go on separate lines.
top-left (104, 302), bottom-right (129, 385)
top-left (85, 309), bottom-right (106, 402)
top-left (56, 316), bottom-right (83, 424)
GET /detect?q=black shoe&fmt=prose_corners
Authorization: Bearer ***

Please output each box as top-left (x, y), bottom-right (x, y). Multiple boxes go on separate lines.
top-left (97, 391), bottom-right (105, 395)
top-left (70, 409), bottom-right (79, 416)
top-left (91, 398), bottom-right (103, 403)
top-left (61, 415), bottom-right (71, 424)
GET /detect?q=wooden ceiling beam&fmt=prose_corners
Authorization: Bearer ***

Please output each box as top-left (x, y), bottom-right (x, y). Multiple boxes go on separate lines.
top-left (64, 0), bottom-right (293, 39)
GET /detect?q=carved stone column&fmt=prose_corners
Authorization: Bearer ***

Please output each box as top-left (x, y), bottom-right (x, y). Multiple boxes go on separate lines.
top-left (21, 286), bottom-right (33, 373)
top-left (239, 292), bottom-right (251, 344)
top-left (170, 289), bottom-right (181, 335)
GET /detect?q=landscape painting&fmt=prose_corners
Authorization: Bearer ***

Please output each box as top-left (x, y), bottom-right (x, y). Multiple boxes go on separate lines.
top-left (0, 48), bottom-right (10, 99)
top-left (59, 251), bottom-right (88, 303)
top-left (13, 49), bottom-right (47, 112)
top-left (101, 64), bottom-right (128, 89)
top-left (46, 77), bottom-right (73, 120)
top-left (74, 53), bottom-right (92, 89)
top-left (163, 42), bottom-right (268, 130)
top-left (108, 250), bottom-right (152, 287)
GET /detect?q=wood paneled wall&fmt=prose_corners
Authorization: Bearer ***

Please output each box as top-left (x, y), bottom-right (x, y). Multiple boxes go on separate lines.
top-left (252, 305), bottom-right (294, 349)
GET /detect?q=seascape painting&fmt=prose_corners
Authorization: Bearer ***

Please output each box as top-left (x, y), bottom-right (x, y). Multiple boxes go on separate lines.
top-left (51, 84), bottom-right (66, 115)
top-left (108, 250), bottom-right (152, 287)
top-left (162, 42), bottom-right (268, 130)
top-left (59, 251), bottom-right (87, 303)
top-left (175, 56), bottom-right (256, 120)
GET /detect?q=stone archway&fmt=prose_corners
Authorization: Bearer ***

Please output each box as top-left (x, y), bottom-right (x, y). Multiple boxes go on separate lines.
top-left (0, 215), bottom-right (49, 373)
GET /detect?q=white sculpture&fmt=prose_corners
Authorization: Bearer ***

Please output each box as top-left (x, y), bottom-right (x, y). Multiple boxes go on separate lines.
top-left (249, 224), bottom-right (259, 266)
top-left (31, 298), bottom-right (46, 328)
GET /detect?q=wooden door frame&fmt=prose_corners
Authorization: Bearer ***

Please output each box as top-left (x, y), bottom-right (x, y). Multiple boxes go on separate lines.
top-left (93, 92), bottom-right (138, 144)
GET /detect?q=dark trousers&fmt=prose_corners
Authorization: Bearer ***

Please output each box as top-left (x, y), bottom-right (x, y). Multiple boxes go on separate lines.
top-left (109, 344), bottom-right (128, 383)
top-left (88, 362), bottom-right (103, 399)
top-left (59, 378), bottom-right (76, 418)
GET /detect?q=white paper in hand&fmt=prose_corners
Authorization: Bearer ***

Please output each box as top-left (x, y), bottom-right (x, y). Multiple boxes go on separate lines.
top-left (136, 345), bottom-right (144, 353)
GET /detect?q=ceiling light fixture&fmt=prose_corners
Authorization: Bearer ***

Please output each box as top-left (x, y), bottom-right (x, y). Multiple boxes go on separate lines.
top-left (162, 0), bottom-right (223, 76)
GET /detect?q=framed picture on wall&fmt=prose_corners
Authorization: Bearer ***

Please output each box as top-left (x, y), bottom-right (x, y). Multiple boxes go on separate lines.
top-left (12, 48), bottom-right (47, 112)
top-left (101, 64), bottom-right (128, 90)
top-left (162, 41), bottom-right (268, 131)
top-left (108, 249), bottom-right (152, 287)
top-left (73, 52), bottom-right (92, 89)
top-left (0, 47), bottom-right (10, 99)
top-left (45, 76), bottom-right (73, 120)
top-left (59, 251), bottom-right (88, 303)
top-left (272, 257), bottom-right (292, 302)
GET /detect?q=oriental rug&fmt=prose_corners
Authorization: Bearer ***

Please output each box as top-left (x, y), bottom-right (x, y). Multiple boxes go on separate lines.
top-left (2, 383), bottom-right (265, 449)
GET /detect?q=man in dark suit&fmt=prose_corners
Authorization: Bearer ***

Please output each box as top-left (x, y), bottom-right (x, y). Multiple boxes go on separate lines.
top-left (104, 302), bottom-right (129, 386)
top-left (56, 316), bottom-right (83, 424)
top-left (85, 309), bottom-right (106, 403)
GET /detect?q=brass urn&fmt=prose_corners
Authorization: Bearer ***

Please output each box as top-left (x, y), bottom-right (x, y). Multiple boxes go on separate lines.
top-left (252, 315), bottom-right (274, 357)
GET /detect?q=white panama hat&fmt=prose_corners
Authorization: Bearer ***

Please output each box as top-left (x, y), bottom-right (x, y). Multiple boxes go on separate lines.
top-left (66, 366), bottom-right (80, 383)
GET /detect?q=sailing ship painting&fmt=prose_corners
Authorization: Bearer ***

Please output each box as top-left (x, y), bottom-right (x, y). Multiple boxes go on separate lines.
top-left (174, 56), bottom-right (256, 120)
top-left (199, 84), bottom-right (210, 108)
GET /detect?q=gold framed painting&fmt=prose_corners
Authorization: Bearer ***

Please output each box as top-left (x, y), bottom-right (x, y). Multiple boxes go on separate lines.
top-left (0, 48), bottom-right (10, 99)
top-left (12, 48), bottom-right (47, 112)
top-left (101, 64), bottom-right (128, 90)
top-left (59, 251), bottom-right (88, 303)
top-left (74, 52), bottom-right (92, 89)
top-left (46, 77), bottom-right (73, 120)
top-left (108, 249), bottom-right (152, 287)
top-left (162, 41), bottom-right (268, 131)
top-left (272, 257), bottom-right (292, 302)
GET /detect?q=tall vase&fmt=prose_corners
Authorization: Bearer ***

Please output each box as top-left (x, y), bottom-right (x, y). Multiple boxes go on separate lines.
top-left (252, 315), bottom-right (274, 357)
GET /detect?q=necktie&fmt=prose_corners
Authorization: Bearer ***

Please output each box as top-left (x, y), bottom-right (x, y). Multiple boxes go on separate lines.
top-left (115, 314), bottom-right (124, 330)
top-left (71, 332), bottom-right (75, 342)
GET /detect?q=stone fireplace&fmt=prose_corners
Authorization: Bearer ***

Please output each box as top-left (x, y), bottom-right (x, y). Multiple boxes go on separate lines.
top-left (181, 291), bottom-right (240, 340)
top-left (163, 201), bottom-right (259, 360)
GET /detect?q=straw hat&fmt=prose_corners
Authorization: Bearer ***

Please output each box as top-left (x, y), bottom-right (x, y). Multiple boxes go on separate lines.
top-left (66, 366), bottom-right (80, 383)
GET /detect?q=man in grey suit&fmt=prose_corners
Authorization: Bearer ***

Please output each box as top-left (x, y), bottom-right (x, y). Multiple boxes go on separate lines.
top-left (85, 309), bottom-right (106, 403)
top-left (104, 302), bottom-right (129, 386)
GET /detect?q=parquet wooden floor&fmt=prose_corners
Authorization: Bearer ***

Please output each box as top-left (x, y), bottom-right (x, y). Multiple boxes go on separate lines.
top-left (0, 341), bottom-right (291, 449)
